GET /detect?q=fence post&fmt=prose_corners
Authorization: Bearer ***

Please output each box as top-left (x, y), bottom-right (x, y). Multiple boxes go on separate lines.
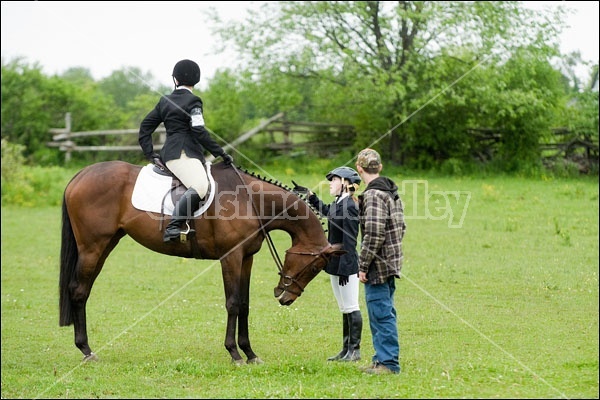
top-left (282, 118), bottom-right (291, 149)
top-left (64, 112), bottom-right (72, 163)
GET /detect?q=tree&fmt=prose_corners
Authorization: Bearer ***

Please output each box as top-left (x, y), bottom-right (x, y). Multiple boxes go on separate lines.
top-left (1, 58), bottom-right (124, 164)
top-left (61, 67), bottom-right (95, 86)
top-left (211, 1), bottom-right (570, 168)
top-left (97, 67), bottom-right (159, 109)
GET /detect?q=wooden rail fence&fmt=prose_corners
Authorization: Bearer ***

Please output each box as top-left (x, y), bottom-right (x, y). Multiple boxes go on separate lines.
top-left (48, 113), bottom-right (596, 169)
top-left (47, 112), bottom-right (356, 162)
top-left (47, 113), bottom-right (166, 162)
top-left (468, 127), bottom-right (598, 169)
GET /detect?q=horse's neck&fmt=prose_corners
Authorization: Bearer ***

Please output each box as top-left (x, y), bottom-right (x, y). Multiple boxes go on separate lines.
top-left (213, 169), bottom-right (328, 249)
top-left (264, 197), bottom-right (327, 249)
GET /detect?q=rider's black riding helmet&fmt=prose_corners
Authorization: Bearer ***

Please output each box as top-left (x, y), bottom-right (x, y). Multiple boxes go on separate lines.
top-left (172, 59), bottom-right (201, 86)
top-left (326, 166), bottom-right (361, 184)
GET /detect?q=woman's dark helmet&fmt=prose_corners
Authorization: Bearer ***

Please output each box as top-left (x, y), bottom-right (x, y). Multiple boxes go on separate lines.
top-left (326, 166), bottom-right (361, 184)
top-left (172, 59), bottom-right (201, 86)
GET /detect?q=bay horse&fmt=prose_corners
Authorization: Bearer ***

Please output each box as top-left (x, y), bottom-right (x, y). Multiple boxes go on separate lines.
top-left (59, 160), bottom-right (344, 364)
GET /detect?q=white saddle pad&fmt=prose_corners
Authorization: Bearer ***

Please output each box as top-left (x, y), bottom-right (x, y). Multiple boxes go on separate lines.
top-left (131, 163), bottom-right (216, 216)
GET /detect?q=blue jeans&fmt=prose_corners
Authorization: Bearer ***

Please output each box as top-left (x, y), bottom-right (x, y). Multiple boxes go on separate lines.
top-left (364, 276), bottom-right (400, 373)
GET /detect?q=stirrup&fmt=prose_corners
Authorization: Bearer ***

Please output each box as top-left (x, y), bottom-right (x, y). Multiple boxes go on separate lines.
top-left (178, 221), bottom-right (197, 243)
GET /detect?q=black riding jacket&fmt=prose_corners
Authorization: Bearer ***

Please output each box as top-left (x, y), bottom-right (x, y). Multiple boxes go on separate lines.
top-left (138, 88), bottom-right (226, 163)
top-left (308, 193), bottom-right (359, 277)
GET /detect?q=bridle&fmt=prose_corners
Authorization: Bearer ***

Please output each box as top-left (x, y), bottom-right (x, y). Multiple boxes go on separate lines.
top-left (231, 167), bottom-right (332, 296)
top-left (277, 245), bottom-right (334, 296)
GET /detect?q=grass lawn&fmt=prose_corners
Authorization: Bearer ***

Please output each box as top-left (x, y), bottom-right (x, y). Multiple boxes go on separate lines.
top-left (1, 171), bottom-right (598, 398)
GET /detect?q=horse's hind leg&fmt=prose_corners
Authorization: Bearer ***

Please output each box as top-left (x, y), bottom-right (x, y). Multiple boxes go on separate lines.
top-left (71, 236), bottom-right (122, 361)
top-left (70, 270), bottom-right (97, 361)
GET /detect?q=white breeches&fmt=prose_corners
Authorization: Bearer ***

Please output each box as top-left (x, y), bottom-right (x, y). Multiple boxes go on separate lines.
top-left (166, 150), bottom-right (209, 198)
top-left (330, 273), bottom-right (360, 313)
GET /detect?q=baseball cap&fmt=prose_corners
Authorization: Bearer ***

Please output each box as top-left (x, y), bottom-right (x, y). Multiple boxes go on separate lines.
top-left (356, 148), bottom-right (381, 168)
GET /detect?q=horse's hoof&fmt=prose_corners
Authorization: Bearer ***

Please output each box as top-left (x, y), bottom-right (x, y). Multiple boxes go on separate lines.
top-left (247, 357), bottom-right (264, 364)
top-left (232, 358), bottom-right (245, 366)
top-left (82, 352), bottom-right (98, 362)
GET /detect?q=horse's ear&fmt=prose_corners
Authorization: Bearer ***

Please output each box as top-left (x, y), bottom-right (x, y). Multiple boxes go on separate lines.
top-left (324, 243), bottom-right (347, 257)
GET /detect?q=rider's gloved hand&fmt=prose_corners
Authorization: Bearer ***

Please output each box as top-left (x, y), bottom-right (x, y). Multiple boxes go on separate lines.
top-left (222, 153), bottom-right (234, 165)
top-left (150, 153), bottom-right (166, 170)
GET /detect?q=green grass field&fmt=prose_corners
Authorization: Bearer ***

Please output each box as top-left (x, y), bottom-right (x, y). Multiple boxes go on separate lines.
top-left (1, 171), bottom-right (598, 398)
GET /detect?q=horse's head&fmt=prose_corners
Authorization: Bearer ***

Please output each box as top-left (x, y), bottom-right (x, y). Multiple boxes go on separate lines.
top-left (274, 243), bottom-right (346, 305)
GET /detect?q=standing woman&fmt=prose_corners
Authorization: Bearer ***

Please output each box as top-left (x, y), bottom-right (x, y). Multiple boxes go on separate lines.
top-left (294, 166), bottom-right (363, 362)
top-left (138, 59), bottom-right (233, 243)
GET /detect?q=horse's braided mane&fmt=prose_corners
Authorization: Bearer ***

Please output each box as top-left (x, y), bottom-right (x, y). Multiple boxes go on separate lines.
top-left (239, 167), bottom-right (294, 192)
top-left (239, 167), bottom-right (327, 230)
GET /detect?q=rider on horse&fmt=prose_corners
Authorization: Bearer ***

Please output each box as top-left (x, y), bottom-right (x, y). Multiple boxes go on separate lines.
top-left (138, 59), bottom-right (233, 243)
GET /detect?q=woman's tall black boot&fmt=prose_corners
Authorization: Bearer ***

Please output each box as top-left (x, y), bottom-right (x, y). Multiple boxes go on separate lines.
top-left (327, 313), bottom-right (349, 361)
top-left (340, 310), bottom-right (362, 361)
top-left (163, 188), bottom-right (201, 243)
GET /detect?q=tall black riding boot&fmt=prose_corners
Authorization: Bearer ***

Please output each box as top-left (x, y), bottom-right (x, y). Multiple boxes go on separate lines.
top-left (163, 188), bottom-right (201, 243)
top-left (340, 310), bottom-right (362, 361)
top-left (327, 313), bottom-right (349, 361)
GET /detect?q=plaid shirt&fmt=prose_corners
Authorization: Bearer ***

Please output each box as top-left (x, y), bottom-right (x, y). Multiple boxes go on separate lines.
top-left (358, 178), bottom-right (406, 284)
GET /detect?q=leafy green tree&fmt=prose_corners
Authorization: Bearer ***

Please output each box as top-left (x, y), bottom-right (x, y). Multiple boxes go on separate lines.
top-left (61, 67), bottom-right (95, 86)
top-left (0, 58), bottom-right (79, 164)
top-left (201, 70), bottom-right (247, 144)
top-left (1, 58), bottom-right (124, 164)
top-left (97, 67), bottom-right (157, 109)
top-left (212, 1), bottom-right (570, 168)
top-left (484, 49), bottom-right (565, 170)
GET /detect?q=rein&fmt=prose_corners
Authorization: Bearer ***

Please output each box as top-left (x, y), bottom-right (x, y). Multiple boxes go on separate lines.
top-left (231, 166), bottom-right (285, 272)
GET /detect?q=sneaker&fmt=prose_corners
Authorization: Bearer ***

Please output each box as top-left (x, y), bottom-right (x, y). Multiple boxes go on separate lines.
top-left (364, 363), bottom-right (397, 375)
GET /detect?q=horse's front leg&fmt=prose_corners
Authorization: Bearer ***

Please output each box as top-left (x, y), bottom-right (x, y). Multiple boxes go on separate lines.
top-left (220, 254), bottom-right (245, 364)
top-left (237, 255), bottom-right (262, 364)
top-left (223, 312), bottom-right (243, 364)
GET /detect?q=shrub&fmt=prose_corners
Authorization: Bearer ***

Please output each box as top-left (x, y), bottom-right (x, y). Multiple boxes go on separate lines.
top-left (1, 140), bottom-right (76, 207)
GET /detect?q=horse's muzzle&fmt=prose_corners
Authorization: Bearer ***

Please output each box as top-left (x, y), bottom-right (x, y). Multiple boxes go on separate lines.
top-left (274, 286), bottom-right (297, 306)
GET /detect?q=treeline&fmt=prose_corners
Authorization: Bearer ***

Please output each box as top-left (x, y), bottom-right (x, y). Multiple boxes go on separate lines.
top-left (1, 1), bottom-right (598, 174)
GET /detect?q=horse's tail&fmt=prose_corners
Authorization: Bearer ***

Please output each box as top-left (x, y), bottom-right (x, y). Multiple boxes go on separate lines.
top-left (59, 192), bottom-right (77, 326)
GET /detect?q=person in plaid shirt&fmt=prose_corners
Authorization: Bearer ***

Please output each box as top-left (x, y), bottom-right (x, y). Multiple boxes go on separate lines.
top-left (355, 148), bottom-right (406, 375)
